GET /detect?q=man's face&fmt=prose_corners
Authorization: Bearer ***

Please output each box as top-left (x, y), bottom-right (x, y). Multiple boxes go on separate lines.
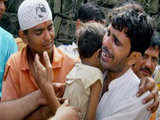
top-left (0, 0), bottom-right (5, 19)
top-left (24, 20), bottom-right (55, 55)
top-left (100, 24), bottom-right (131, 73)
top-left (135, 46), bottom-right (159, 78)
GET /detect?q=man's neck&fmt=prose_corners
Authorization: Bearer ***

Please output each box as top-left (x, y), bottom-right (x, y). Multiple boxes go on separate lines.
top-left (104, 66), bottom-right (129, 91)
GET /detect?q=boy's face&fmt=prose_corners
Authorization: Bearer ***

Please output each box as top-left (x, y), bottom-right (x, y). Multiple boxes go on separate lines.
top-left (100, 24), bottom-right (131, 73)
top-left (22, 20), bottom-right (55, 55)
top-left (0, 0), bottom-right (6, 19)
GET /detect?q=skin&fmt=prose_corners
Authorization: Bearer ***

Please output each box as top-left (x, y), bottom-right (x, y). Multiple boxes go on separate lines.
top-left (101, 24), bottom-right (131, 82)
top-left (0, 0), bottom-right (5, 19)
top-left (19, 20), bottom-right (55, 61)
top-left (135, 46), bottom-right (159, 79)
top-left (0, 90), bottom-right (46, 120)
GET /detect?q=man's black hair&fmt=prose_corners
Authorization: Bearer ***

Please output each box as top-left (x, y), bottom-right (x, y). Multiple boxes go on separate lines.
top-left (76, 3), bottom-right (105, 23)
top-left (109, 8), bottom-right (153, 54)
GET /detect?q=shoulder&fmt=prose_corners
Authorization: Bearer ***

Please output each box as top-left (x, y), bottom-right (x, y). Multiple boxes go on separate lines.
top-left (67, 63), bottom-right (103, 86)
top-left (0, 27), bottom-right (14, 40)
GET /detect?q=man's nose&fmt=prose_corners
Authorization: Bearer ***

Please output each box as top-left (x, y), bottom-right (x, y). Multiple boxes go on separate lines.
top-left (145, 58), bottom-right (152, 69)
top-left (44, 30), bottom-right (51, 42)
top-left (103, 34), bottom-right (112, 49)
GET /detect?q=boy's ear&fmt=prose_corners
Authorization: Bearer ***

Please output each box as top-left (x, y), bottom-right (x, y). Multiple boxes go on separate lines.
top-left (76, 19), bottom-right (84, 30)
top-left (76, 19), bottom-right (81, 30)
top-left (18, 30), bottom-right (28, 44)
top-left (127, 52), bottom-right (142, 66)
top-left (96, 49), bottom-right (102, 59)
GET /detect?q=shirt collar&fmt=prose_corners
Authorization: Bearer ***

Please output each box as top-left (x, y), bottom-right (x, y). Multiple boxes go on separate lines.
top-left (21, 45), bottom-right (63, 71)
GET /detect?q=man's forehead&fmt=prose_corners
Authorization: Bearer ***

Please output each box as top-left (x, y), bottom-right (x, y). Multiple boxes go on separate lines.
top-left (145, 46), bottom-right (159, 57)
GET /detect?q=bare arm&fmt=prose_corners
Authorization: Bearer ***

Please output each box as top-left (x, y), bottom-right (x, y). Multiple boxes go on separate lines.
top-left (0, 90), bottom-right (46, 120)
top-left (85, 80), bottom-right (102, 120)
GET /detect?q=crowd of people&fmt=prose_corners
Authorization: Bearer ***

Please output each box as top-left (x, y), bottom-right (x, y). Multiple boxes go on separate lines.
top-left (0, 0), bottom-right (160, 120)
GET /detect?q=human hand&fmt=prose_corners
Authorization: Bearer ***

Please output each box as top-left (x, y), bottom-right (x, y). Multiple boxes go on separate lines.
top-left (53, 100), bottom-right (80, 120)
top-left (137, 77), bottom-right (159, 113)
top-left (33, 51), bottom-right (53, 87)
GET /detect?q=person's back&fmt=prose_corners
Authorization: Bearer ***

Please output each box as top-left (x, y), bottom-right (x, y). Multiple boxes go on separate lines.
top-left (0, 26), bottom-right (17, 96)
top-left (63, 22), bottom-right (105, 120)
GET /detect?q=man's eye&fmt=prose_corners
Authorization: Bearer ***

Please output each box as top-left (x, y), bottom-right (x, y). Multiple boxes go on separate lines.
top-left (113, 37), bottom-right (121, 46)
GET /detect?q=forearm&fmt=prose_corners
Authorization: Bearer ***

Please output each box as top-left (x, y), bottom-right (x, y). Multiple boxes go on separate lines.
top-left (0, 90), bottom-right (42, 120)
top-left (25, 106), bottom-right (53, 120)
top-left (86, 81), bottom-right (102, 120)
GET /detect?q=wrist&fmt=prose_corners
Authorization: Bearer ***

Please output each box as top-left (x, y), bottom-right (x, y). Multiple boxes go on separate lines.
top-left (35, 90), bottom-right (46, 106)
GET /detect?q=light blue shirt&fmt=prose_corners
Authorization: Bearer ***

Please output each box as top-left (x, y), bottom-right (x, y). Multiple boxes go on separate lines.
top-left (0, 27), bottom-right (18, 96)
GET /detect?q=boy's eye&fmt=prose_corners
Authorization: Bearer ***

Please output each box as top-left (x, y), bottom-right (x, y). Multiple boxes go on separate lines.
top-left (35, 31), bottom-right (42, 35)
top-left (48, 25), bottom-right (53, 31)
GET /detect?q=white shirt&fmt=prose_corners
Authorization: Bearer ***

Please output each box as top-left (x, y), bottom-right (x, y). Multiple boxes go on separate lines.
top-left (96, 68), bottom-right (151, 120)
top-left (58, 42), bottom-right (79, 60)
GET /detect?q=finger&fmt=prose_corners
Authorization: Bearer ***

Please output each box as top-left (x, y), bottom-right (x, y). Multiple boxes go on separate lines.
top-left (53, 83), bottom-right (66, 88)
top-left (147, 94), bottom-right (159, 113)
top-left (142, 92), bottom-right (155, 104)
top-left (34, 54), bottom-right (46, 71)
top-left (56, 92), bottom-right (62, 98)
top-left (43, 51), bottom-right (52, 70)
top-left (139, 76), bottom-right (146, 88)
top-left (137, 82), bottom-right (147, 97)
top-left (57, 98), bottom-right (66, 104)
top-left (147, 89), bottom-right (159, 112)
top-left (137, 77), bottom-right (155, 97)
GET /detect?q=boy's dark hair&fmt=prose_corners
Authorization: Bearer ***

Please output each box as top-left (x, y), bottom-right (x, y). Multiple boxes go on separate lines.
top-left (76, 3), bottom-right (105, 23)
top-left (77, 22), bottom-right (105, 58)
top-left (109, 7), bottom-right (153, 54)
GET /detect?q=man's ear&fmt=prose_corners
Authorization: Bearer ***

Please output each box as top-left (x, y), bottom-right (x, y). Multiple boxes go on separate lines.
top-left (127, 52), bottom-right (142, 66)
top-left (18, 30), bottom-right (28, 44)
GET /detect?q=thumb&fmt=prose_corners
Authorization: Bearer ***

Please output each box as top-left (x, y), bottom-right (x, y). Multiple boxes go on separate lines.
top-left (62, 99), bottom-right (70, 106)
